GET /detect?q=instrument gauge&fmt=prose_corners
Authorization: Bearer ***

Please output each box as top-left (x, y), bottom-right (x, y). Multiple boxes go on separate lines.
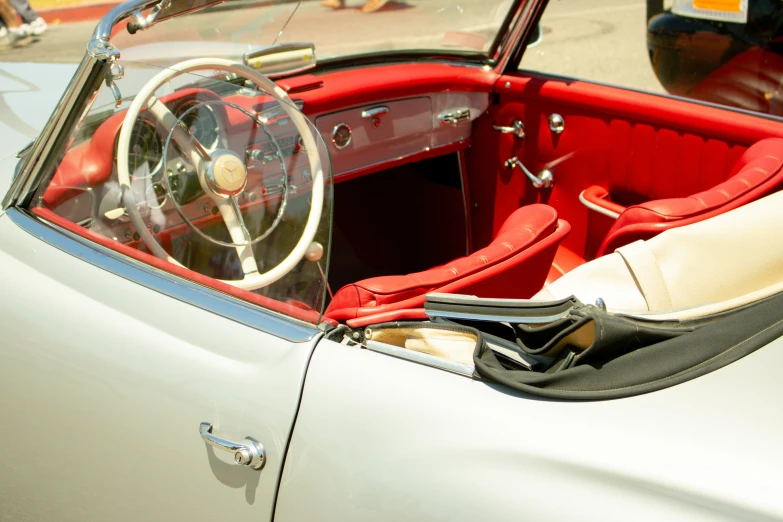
top-left (125, 120), bottom-right (163, 179)
top-left (176, 99), bottom-right (220, 150)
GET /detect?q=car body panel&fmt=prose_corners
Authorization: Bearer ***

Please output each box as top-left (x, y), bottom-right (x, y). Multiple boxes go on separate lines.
top-left (276, 337), bottom-right (783, 521)
top-left (0, 210), bottom-right (318, 521)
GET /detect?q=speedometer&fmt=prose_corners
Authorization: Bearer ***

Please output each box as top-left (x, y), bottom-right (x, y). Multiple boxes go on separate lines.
top-left (125, 119), bottom-right (163, 179)
top-left (176, 99), bottom-right (220, 150)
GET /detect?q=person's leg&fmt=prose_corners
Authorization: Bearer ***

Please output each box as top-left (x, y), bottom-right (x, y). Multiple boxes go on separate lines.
top-left (9, 0), bottom-right (45, 34)
top-left (0, 0), bottom-right (32, 48)
top-left (321, 0), bottom-right (345, 9)
top-left (0, 0), bottom-right (20, 29)
top-left (8, 0), bottom-right (36, 23)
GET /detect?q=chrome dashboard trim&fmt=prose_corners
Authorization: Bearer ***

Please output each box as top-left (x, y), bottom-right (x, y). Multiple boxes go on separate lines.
top-left (331, 123), bottom-right (352, 149)
top-left (6, 207), bottom-right (319, 342)
top-left (457, 149), bottom-right (470, 256)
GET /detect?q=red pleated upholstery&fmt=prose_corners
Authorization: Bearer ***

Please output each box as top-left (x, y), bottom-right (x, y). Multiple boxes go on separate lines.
top-left (597, 137), bottom-right (783, 256)
top-left (325, 204), bottom-right (569, 321)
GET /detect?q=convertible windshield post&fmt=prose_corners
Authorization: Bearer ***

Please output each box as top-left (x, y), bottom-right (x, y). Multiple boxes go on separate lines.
top-left (2, 53), bottom-right (105, 210)
top-left (492, 0), bottom-right (540, 74)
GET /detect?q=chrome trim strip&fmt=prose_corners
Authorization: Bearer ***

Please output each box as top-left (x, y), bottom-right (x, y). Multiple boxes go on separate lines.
top-left (425, 308), bottom-right (570, 324)
top-left (365, 340), bottom-right (474, 377)
top-left (6, 208), bottom-right (318, 342)
top-left (578, 189), bottom-right (620, 220)
top-left (457, 149), bottom-right (470, 256)
top-left (333, 139), bottom-right (467, 178)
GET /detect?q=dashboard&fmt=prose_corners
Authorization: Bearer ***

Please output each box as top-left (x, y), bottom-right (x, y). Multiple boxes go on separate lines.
top-left (43, 70), bottom-right (491, 247)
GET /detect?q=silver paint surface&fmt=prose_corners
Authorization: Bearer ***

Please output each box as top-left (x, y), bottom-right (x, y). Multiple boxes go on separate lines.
top-left (277, 338), bottom-right (783, 521)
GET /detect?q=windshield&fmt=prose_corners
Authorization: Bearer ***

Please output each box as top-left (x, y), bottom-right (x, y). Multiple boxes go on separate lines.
top-left (6, 0), bottom-right (517, 67)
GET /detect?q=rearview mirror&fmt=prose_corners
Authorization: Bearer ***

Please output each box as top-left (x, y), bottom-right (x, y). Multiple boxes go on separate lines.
top-left (243, 43), bottom-right (317, 79)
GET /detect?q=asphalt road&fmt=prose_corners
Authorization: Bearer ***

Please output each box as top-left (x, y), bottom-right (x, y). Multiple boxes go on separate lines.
top-left (0, 0), bottom-right (664, 93)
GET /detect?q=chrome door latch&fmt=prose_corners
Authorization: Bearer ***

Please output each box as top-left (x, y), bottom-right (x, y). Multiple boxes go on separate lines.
top-left (200, 422), bottom-right (266, 470)
top-left (505, 157), bottom-right (554, 189)
top-left (493, 120), bottom-right (525, 139)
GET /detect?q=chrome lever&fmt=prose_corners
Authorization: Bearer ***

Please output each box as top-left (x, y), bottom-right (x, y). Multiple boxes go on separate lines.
top-left (493, 120), bottom-right (525, 139)
top-left (505, 157), bottom-right (553, 189)
top-left (199, 422), bottom-right (266, 470)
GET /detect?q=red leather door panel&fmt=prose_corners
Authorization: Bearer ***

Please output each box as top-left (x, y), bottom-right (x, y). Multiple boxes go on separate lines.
top-left (467, 72), bottom-right (783, 260)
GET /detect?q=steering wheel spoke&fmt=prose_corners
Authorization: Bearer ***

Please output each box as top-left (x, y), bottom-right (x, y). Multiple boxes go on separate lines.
top-left (146, 96), bottom-right (211, 168)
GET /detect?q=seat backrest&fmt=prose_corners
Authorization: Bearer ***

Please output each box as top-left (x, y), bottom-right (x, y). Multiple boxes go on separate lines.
top-left (536, 189), bottom-right (783, 321)
top-left (325, 204), bottom-right (570, 321)
top-left (596, 137), bottom-right (783, 257)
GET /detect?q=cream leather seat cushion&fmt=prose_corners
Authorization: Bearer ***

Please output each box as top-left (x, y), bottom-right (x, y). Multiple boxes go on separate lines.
top-left (535, 190), bottom-right (783, 319)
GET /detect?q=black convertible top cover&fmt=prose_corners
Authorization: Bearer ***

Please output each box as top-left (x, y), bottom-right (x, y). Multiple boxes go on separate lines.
top-left (428, 292), bottom-right (783, 400)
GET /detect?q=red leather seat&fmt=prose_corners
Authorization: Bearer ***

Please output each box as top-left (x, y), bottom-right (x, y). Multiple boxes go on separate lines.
top-left (325, 204), bottom-right (570, 321)
top-left (596, 137), bottom-right (783, 256)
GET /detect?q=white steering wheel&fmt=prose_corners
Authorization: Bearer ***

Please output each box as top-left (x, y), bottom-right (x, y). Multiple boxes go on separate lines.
top-left (116, 58), bottom-right (324, 291)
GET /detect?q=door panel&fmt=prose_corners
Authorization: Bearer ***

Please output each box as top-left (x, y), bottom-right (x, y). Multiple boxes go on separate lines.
top-left (467, 73), bottom-right (783, 259)
top-left (0, 212), bottom-right (317, 522)
top-left (276, 338), bottom-right (783, 521)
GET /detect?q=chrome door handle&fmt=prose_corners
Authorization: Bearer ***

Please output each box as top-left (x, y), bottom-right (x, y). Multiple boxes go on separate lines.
top-left (199, 422), bottom-right (266, 470)
top-left (493, 120), bottom-right (525, 139)
top-left (361, 106), bottom-right (389, 119)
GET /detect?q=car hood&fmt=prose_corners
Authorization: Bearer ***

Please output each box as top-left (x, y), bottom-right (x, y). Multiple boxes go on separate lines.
top-left (0, 62), bottom-right (78, 192)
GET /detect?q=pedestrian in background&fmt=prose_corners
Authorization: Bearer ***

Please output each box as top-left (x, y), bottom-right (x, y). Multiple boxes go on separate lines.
top-left (0, 0), bottom-right (29, 49)
top-left (0, 0), bottom-right (46, 38)
top-left (322, 0), bottom-right (390, 13)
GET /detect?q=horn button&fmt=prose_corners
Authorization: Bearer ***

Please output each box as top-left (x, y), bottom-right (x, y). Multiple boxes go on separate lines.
top-left (205, 149), bottom-right (248, 197)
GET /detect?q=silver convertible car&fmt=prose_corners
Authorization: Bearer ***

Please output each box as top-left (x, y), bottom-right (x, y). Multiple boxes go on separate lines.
top-left (2, 0), bottom-right (783, 520)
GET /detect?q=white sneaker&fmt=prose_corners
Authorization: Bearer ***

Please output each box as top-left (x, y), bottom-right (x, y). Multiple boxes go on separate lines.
top-left (18, 23), bottom-right (32, 37)
top-left (29, 17), bottom-right (47, 36)
top-left (0, 28), bottom-right (30, 49)
top-left (0, 27), bottom-right (7, 39)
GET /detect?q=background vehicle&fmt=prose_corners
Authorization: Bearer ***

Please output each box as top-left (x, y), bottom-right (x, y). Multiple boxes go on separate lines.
top-left (647, 0), bottom-right (783, 114)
